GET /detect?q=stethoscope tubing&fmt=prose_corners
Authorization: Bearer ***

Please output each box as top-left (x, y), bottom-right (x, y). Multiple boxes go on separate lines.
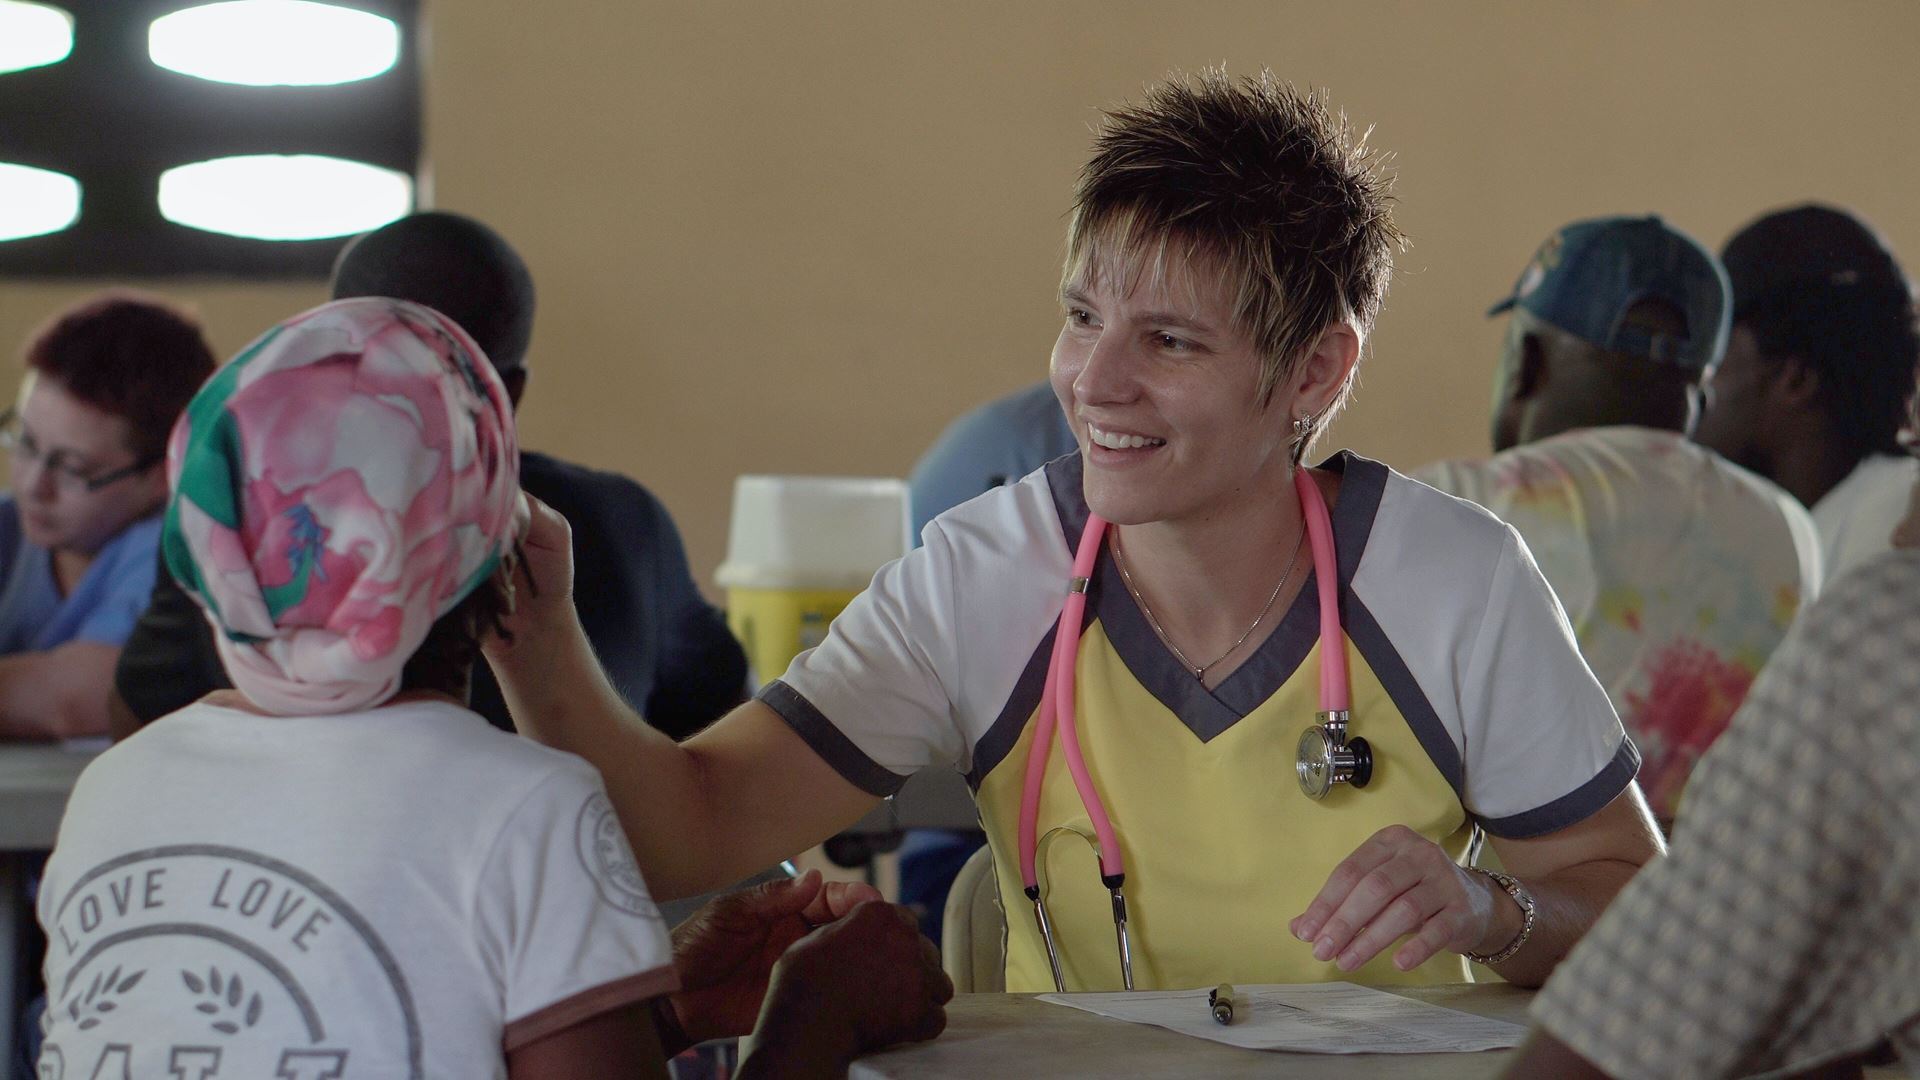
top-left (1017, 513), bottom-right (1119, 892)
top-left (1018, 466), bottom-right (1345, 899)
top-left (1300, 469), bottom-right (1349, 712)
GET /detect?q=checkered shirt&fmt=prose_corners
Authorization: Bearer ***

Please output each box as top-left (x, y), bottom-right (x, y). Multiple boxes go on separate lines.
top-left (1532, 550), bottom-right (1920, 1078)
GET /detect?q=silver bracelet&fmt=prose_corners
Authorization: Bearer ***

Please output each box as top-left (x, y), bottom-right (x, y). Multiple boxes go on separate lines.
top-left (1464, 867), bottom-right (1536, 966)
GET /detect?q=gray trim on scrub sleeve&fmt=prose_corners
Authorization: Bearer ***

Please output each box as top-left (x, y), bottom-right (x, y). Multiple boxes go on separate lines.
top-left (1477, 738), bottom-right (1642, 839)
top-left (758, 680), bottom-right (910, 797)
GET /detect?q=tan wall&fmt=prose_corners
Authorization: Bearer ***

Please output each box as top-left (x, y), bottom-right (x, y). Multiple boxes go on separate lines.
top-left (4, 1), bottom-right (1916, 594)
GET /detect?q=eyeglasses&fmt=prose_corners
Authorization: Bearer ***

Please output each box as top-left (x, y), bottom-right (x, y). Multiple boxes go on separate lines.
top-left (0, 408), bottom-right (161, 493)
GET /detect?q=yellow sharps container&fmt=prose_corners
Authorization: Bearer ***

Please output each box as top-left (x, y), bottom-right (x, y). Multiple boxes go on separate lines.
top-left (715, 476), bottom-right (912, 685)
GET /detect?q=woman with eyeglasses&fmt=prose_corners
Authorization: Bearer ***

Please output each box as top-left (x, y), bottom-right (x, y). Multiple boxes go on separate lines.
top-left (0, 292), bottom-right (215, 741)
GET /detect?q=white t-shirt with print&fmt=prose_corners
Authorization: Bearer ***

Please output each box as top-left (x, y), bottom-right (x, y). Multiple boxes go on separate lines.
top-left (1813, 452), bottom-right (1919, 582)
top-left (1416, 426), bottom-right (1821, 821)
top-left (36, 699), bottom-right (676, 1080)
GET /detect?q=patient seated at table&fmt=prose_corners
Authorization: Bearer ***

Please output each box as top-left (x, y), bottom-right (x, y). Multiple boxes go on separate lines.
top-left (33, 299), bottom-right (680, 1079)
top-left (0, 294), bottom-right (214, 741)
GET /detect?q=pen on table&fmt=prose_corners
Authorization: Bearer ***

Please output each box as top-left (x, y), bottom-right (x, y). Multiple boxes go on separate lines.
top-left (1209, 983), bottom-right (1235, 1025)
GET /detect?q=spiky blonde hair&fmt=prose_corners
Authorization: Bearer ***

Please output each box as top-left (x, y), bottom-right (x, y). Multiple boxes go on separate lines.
top-left (1063, 69), bottom-right (1404, 448)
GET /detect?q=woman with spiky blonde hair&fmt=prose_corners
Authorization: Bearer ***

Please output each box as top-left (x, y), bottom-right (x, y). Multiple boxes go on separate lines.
top-left (493, 69), bottom-right (1662, 996)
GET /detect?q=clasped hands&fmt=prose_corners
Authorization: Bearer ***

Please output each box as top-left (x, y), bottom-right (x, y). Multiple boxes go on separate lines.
top-left (661, 869), bottom-right (952, 1069)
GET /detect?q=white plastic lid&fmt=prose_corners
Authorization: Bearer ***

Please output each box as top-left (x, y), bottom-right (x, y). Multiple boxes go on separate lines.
top-left (714, 475), bottom-right (912, 591)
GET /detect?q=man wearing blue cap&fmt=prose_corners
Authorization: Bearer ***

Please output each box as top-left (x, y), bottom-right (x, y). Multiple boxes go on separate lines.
top-left (1418, 216), bottom-right (1821, 830)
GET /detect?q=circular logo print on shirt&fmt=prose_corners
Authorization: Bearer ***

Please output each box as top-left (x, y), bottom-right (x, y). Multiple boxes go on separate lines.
top-left (574, 792), bottom-right (655, 917)
top-left (37, 845), bottom-right (422, 1080)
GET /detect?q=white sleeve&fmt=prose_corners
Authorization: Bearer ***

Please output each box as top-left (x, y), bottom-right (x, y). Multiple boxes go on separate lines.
top-left (474, 767), bottom-right (677, 1052)
top-left (1459, 527), bottom-right (1638, 835)
top-left (760, 522), bottom-right (970, 794)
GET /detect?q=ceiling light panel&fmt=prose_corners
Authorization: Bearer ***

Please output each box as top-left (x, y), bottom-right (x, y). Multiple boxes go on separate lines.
top-left (158, 154), bottom-right (411, 240)
top-left (149, 1), bottom-right (400, 87)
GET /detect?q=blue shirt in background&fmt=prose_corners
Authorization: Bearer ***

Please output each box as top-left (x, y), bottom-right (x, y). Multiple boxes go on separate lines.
top-left (908, 380), bottom-right (1077, 540)
top-left (0, 497), bottom-right (160, 655)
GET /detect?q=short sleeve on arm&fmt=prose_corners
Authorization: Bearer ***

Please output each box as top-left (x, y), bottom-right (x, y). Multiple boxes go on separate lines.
top-left (475, 766), bottom-right (678, 1052)
top-left (761, 524), bottom-right (970, 797)
top-left (1459, 527), bottom-right (1637, 836)
top-left (1530, 558), bottom-right (1920, 1078)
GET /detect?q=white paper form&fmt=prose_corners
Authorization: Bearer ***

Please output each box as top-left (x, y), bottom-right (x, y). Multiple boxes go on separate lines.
top-left (1036, 982), bottom-right (1526, 1054)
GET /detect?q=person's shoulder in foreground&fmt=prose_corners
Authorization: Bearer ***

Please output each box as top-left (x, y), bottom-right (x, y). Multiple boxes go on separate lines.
top-left (46, 694), bottom-right (681, 1077)
top-left (1507, 549), bottom-right (1920, 1079)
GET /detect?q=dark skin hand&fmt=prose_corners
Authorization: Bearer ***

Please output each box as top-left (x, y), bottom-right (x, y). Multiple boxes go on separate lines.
top-left (660, 870), bottom-right (881, 1054)
top-left (510, 874), bottom-right (923, 1078)
top-left (740, 900), bottom-right (954, 1079)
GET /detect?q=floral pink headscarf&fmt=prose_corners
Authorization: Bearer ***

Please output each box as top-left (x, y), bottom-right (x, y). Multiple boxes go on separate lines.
top-left (162, 297), bottom-right (520, 715)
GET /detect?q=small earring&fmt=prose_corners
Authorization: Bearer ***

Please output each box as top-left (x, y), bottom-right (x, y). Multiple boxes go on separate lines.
top-left (1291, 415), bottom-right (1312, 437)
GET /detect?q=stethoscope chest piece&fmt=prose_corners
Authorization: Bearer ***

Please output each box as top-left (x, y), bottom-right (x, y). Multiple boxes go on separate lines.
top-left (1296, 709), bottom-right (1372, 799)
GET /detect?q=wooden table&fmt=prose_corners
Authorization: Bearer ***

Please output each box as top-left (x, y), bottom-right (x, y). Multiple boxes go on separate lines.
top-left (854, 987), bottom-right (1911, 1078)
top-left (1, 742), bottom-right (99, 1068)
top-left (851, 984), bottom-right (1534, 1079)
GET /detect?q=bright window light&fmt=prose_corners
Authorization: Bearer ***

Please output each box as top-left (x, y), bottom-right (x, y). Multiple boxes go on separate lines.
top-left (0, 1), bottom-right (74, 75)
top-left (0, 162), bottom-right (80, 241)
top-left (149, 0), bottom-right (399, 87)
top-left (158, 155), bottom-right (411, 241)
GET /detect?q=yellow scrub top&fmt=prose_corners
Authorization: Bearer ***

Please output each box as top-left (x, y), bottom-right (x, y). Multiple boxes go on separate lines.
top-left (765, 452), bottom-right (1639, 994)
top-left (976, 623), bottom-right (1473, 992)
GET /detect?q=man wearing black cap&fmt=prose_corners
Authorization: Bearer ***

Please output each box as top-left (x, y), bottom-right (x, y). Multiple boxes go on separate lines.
top-left (1693, 203), bottom-right (1920, 582)
top-left (1419, 215), bottom-right (1821, 830)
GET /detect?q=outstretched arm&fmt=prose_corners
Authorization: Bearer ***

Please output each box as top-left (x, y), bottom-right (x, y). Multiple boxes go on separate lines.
top-left (486, 498), bottom-right (878, 900)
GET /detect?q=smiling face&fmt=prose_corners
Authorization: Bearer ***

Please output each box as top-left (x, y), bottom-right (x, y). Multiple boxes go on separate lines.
top-left (8, 375), bottom-right (168, 555)
top-left (1049, 251), bottom-right (1312, 527)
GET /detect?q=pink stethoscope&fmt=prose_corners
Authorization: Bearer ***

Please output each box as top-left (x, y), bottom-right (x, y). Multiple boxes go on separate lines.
top-left (1016, 468), bottom-right (1373, 992)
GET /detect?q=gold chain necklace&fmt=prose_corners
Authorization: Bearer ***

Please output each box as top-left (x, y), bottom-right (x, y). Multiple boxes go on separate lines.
top-left (1109, 524), bottom-right (1307, 680)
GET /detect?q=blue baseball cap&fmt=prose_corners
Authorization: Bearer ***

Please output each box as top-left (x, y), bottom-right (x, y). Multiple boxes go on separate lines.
top-left (1488, 215), bottom-right (1731, 372)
